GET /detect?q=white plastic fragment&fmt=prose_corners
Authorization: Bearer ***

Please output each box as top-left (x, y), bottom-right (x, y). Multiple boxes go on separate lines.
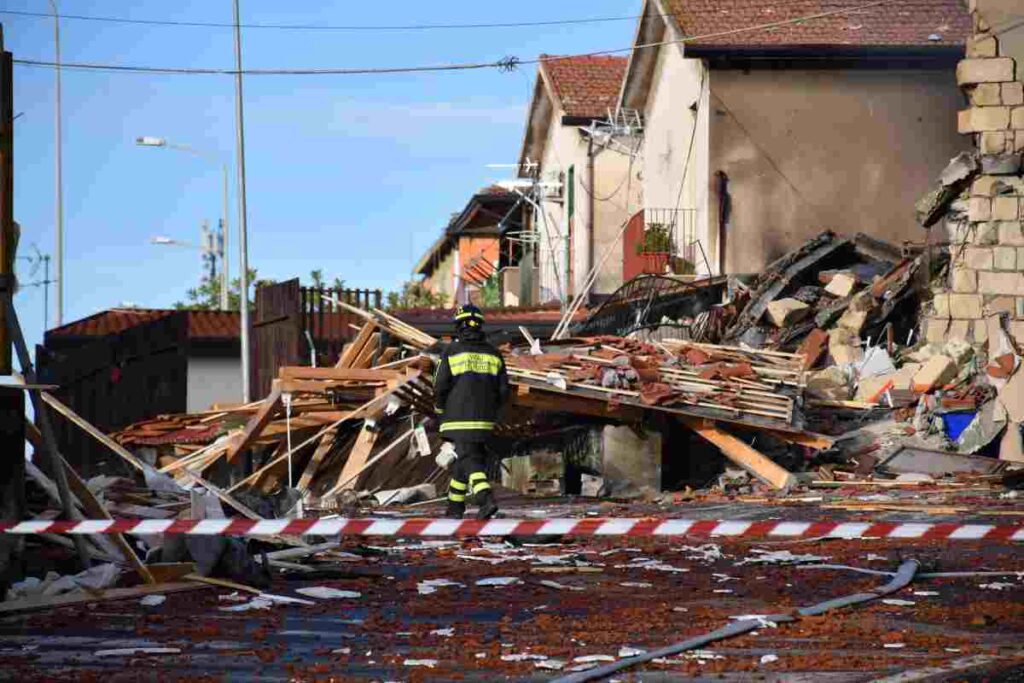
top-left (219, 597), bottom-right (274, 612)
top-left (417, 578), bottom-right (464, 595)
top-left (980, 582), bottom-right (1017, 590)
top-left (501, 653), bottom-right (548, 662)
top-left (760, 654), bottom-right (779, 665)
top-left (618, 647), bottom-right (646, 658)
top-left (736, 550), bottom-right (829, 565)
top-left (295, 586), bottom-right (361, 599)
top-left (403, 659), bottom-right (438, 667)
top-left (619, 582), bottom-right (652, 588)
top-left (573, 655), bottom-right (615, 663)
top-left (882, 599), bottom-right (916, 606)
top-left (540, 580), bottom-right (585, 592)
top-left (536, 659), bottom-right (566, 670)
top-left (332, 648), bottom-right (351, 655)
top-left (430, 628), bottom-right (454, 637)
top-left (140, 595), bottom-right (166, 607)
top-left (476, 577), bottom-right (522, 587)
top-left (883, 643), bottom-right (906, 649)
top-left (95, 647), bottom-right (181, 657)
top-left (913, 591), bottom-right (939, 596)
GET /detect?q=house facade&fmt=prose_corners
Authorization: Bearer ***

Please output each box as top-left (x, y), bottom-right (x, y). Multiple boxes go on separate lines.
top-left (620, 0), bottom-right (971, 275)
top-left (415, 186), bottom-right (521, 306)
top-left (518, 55), bottom-right (636, 304)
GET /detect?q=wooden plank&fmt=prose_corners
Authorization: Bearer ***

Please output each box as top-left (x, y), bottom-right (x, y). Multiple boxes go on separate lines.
top-left (763, 429), bottom-right (835, 450)
top-left (279, 366), bottom-right (400, 382)
top-left (40, 391), bottom-right (150, 473)
top-left (225, 372), bottom-right (421, 494)
top-left (280, 379), bottom-right (386, 394)
top-left (296, 426), bottom-right (338, 493)
top-left (373, 347), bottom-right (399, 367)
top-left (336, 322), bottom-right (377, 368)
top-left (334, 425), bottom-right (379, 492)
top-left (58, 455), bottom-right (157, 584)
top-left (179, 469), bottom-right (263, 520)
top-left (324, 427), bottom-right (415, 497)
top-left (680, 417), bottom-right (797, 491)
top-left (0, 581), bottom-right (209, 616)
top-left (512, 384), bottom-right (644, 421)
top-left (225, 383), bottom-right (283, 463)
top-left (351, 333), bottom-right (381, 369)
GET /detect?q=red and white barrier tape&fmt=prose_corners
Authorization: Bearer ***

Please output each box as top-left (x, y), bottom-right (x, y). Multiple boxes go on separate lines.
top-left (1, 518), bottom-right (1022, 541)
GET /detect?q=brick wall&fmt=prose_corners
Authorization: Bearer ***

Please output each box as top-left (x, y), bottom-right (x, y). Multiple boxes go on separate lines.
top-left (923, 5), bottom-right (1024, 347)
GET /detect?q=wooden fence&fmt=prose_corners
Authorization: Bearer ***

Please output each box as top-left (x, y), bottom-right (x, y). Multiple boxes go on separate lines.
top-left (252, 280), bottom-right (382, 397)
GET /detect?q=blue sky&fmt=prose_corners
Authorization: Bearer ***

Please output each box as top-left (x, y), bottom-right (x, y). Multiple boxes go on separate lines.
top-left (4, 0), bottom-right (639, 355)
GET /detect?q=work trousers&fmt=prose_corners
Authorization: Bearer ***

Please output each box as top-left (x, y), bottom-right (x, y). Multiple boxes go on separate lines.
top-left (447, 440), bottom-right (492, 505)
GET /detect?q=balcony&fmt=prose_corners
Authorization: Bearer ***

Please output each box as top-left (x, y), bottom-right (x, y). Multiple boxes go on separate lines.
top-left (623, 208), bottom-right (701, 281)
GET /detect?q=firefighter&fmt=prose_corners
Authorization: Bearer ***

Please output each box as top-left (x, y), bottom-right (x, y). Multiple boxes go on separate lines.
top-left (432, 303), bottom-right (510, 520)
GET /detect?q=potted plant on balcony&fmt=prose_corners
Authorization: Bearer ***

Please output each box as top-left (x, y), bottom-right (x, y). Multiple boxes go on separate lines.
top-left (635, 222), bottom-right (674, 274)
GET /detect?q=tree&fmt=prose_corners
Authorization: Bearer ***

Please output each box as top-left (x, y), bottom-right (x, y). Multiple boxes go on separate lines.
top-left (386, 280), bottom-right (447, 310)
top-left (174, 268), bottom-right (269, 311)
top-left (309, 269), bottom-right (345, 290)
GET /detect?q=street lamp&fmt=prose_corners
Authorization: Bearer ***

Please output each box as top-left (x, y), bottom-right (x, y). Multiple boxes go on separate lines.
top-left (136, 136), bottom-right (230, 311)
top-left (150, 222), bottom-right (225, 301)
top-left (48, 0), bottom-right (63, 328)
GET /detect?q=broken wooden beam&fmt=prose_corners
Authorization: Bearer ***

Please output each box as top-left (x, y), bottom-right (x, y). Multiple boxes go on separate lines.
top-left (225, 383), bottom-right (283, 463)
top-left (679, 417), bottom-right (797, 491)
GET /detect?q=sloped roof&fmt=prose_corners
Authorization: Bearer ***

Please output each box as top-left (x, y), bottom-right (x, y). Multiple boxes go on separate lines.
top-left (662, 0), bottom-right (970, 50)
top-left (540, 54), bottom-right (629, 118)
top-left (47, 308), bottom-right (240, 342)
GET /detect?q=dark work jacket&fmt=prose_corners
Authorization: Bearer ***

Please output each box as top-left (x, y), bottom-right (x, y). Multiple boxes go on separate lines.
top-left (433, 333), bottom-right (510, 442)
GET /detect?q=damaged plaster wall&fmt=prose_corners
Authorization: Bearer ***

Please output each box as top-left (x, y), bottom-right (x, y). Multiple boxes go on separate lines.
top-left (709, 68), bottom-right (966, 274)
top-left (640, 43), bottom-right (713, 273)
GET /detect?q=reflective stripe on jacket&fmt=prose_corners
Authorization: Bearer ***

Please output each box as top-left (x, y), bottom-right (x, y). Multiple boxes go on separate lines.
top-left (433, 334), bottom-right (510, 441)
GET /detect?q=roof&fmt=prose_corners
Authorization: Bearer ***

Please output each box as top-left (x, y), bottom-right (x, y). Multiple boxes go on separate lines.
top-left (396, 304), bottom-right (585, 326)
top-left (539, 54), bottom-right (629, 118)
top-left (46, 308), bottom-right (240, 343)
top-left (415, 187), bottom-right (520, 277)
top-left (661, 0), bottom-right (970, 50)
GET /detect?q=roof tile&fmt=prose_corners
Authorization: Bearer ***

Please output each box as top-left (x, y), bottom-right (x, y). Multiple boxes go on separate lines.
top-left (662, 0), bottom-right (970, 49)
top-left (541, 54), bottom-right (629, 118)
top-left (47, 309), bottom-right (240, 342)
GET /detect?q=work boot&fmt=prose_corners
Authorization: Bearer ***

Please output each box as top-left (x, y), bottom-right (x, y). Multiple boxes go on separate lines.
top-left (475, 490), bottom-right (499, 520)
top-left (445, 501), bottom-right (465, 519)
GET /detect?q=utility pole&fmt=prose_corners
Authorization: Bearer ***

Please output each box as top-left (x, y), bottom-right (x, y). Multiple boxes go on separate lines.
top-left (232, 0), bottom-right (252, 402)
top-left (48, 1), bottom-right (63, 327)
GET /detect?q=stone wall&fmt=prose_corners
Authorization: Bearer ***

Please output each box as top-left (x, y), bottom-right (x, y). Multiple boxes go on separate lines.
top-left (923, 4), bottom-right (1024, 346)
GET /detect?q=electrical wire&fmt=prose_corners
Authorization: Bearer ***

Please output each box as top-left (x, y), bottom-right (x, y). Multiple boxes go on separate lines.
top-left (11, 1), bottom-right (892, 77)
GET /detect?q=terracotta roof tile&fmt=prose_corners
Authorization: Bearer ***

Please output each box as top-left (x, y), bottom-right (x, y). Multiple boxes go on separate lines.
top-left (662, 0), bottom-right (970, 49)
top-left (540, 54), bottom-right (628, 118)
top-left (47, 309), bottom-right (240, 342)
top-left (396, 304), bottom-right (586, 326)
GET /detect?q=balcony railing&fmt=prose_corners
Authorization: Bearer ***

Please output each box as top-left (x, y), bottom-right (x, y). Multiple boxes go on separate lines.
top-left (637, 208), bottom-right (699, 274)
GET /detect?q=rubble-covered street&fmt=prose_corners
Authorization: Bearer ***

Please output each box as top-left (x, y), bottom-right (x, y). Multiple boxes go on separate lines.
top-left (4, 497), bottom-right (1024, 682)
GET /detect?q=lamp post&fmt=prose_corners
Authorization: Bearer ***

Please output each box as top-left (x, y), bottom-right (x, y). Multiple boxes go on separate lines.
top-left (48, 0), bottom-right (63, 327)
top-left (232, 0), bottom-right (252, 403)
top-left (151, 224), bottom-right (224, 298)
top-left (136, 136), bottom-right (230, 311)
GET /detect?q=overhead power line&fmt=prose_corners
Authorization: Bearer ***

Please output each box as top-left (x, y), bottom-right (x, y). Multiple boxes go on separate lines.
top-left (1, 8), bottom-right (645, 31)
top-left (11, 1), bottom-right (891, 77)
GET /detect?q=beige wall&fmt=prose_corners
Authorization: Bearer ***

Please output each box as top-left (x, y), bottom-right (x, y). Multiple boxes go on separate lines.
top-left (533, 93), bottom-right (637, 302)
top-left (639, 42), bottom-right (714, 273)
top-left (708, 68), bottom-right (967, 273)
top-left (423, 249), bottom-right (455, 305)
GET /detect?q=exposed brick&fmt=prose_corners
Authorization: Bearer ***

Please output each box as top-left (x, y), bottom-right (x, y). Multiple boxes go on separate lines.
top-left (971, 82), bottom-right (1002, 106)
top-left (932, 293), bottom-right (950, 318)
top-left (964, 246), bottom-right (994, 269)
top-left (994, 245), bottom-right (1017, 270)
top-left (973, 320), bottom-right (989, 343)
top-left (952, 266), bottom-right (978, 293)
top-left (1014, 106), bottom-right (1024, 130)
top-left (967, 35), bottom-right (998, 58)
top-left (972, 221), bottom-right (1000, 245)
top-left (993, 195), bottom-right (1020, 220)
top-left (978, 271), bottom-right (1024, 296)
top-left (957, 58), bottom-right (1015, 85)
top-left (998, 221), bottom-right (1024, 245)
top-left (969, 197), bottom-right (992, 222)
top-left (1011, 321), bottom-right (1024, 346)
top-left (980, 131), bottom-right (1008, 154)
top-left (959, 107), bottom-right (1011, 132)
top-left (1004, 82), bottom-right (1024, 106)
top-left (1018, 297), bottom-right (1024, 319)
top-left (924, 318), bottom-right (948, 344)
top-left (949, 293), bottom-right (985, 318)
top-left (987, 295), bottom-right (1017, 316)
top-left (949, 319), bottom-right (972, 341)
